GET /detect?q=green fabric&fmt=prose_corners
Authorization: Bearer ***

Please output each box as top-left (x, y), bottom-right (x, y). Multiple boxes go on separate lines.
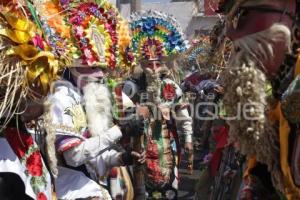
top-left (265, 83), bottom-right (273, 97)
top-left (106, 78), bottom-right (120, 119)
top-left (219, 101), bottom-right (227, 117)
top-left (153, 121), bottom-right (166, 168)
top-left (26, 0), bottom-right (42, 30)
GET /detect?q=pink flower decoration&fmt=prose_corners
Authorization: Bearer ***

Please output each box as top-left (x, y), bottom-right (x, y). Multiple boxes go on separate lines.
top-left (76, 26), bottom-right (84, 36)
top-left (84, 48), bottom-right (93, 59)
top-left (32, 34), bottom-right (44, 50)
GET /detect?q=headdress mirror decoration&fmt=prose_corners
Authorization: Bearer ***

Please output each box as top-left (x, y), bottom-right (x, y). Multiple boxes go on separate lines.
top-left (129, 10), bottom-right (189, 62)
top-left (182, 36), bottom-right (212, 75)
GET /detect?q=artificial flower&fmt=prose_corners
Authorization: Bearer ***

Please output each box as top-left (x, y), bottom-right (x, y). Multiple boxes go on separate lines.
top-left (84, 48), bottom-right (93, 59)
top-left (26, 151), bottom-right (43, 177)
top-left (32, 34), bottom-right (45, 50)
top-left (76, 26), bottom-right (85, 36)
top-left (37, 192), bottom-right (47, 200)
top-left (5, 128), bottom-right (34, 158)
top-left (162, 84), bottom-right (176, 101)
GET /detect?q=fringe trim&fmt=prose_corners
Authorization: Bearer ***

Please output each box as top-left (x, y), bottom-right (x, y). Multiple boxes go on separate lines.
top-left (43, 101), bottom-right (58, 177)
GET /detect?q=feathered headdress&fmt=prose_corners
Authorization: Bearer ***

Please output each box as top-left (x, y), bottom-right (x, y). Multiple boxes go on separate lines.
top-left (129, 10), bottom-right (189, 61)
top-left (182, 36), bottom-right (211, 72)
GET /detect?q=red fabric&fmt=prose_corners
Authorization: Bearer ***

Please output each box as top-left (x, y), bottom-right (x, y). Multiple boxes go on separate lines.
top-left (210, 149), bottom-right (222, 176)
top-left (184, 72), bottom-right (216, 89)
top-left (5, 127), bottom-right (44, 177)
top-left (5, 128), bottom-right (34, 158)
top-left (146, 141), bottom-right (165, 184)
top-left (210, 126), bottom-right (229, 176)
top-left (109, 167), bottom-right (118, 178)
top-left (184, 72), bottom-right (203, 86)
top-left (213, 126), bottom-right (229, 149)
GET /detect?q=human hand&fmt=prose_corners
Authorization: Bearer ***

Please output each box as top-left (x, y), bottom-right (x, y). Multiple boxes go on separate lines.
top-left (131, 150), bottom-right (146, 165)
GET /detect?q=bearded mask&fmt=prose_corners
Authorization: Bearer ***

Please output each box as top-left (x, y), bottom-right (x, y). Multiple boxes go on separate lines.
top-left (219, 1), bottom-right (298, 192)
top-left (129, 10), bottom-right (188, 105)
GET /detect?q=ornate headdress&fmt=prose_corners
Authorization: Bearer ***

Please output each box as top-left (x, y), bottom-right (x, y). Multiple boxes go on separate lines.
top-left (129, 10), bottom-right (189, 62)
top-left (180, 20), bottom-right (231, 91)
top-left (28, 0), bottom-right (132, 73)
top-left (181, 36), bottom-right (216, 75)
top-left (19, 0), bottom-right (132, 176)
top-left (0, 1), bottom-right (64, 126)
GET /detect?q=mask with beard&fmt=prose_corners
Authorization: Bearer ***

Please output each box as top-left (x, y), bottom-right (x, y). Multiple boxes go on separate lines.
top-left (221, 23), bottom-right (291, 190)
top-left (83, 81), bottom-right (113, 137)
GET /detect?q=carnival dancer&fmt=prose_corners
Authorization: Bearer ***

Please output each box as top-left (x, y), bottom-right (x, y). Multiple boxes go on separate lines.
top-left (44, 67), bottom-right (145, 200)
top-left (38, 0), bottom-right (145, 199)
top-left (0, 1), bottom-right (62, 199)
top-left (124, 10), bottom-right (193, 199)
top-left (217, 0), bottom-right (300, 199)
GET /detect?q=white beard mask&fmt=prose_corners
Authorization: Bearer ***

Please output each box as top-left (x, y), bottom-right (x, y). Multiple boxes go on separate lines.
top-left (83, 82), bottom-right (113, 137)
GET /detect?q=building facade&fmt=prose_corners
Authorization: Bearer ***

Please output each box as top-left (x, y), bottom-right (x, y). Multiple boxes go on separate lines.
top-left (111, 0), bottom-right (219, 38)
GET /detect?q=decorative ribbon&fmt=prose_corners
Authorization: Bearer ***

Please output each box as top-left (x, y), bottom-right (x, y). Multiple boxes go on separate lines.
top-left (0, 13), bottom-right (59, 95)
top-left (0, 14), bottom-right (38, 44)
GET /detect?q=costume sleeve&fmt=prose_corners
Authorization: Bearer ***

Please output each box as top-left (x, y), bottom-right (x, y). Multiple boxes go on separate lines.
top-left (47, 84), bottom-right (123, 167)
top-left (175, 107), bottom-right (193, 143)
top-left (63, 126), bottom-right (122, 167)
top-left (102, 149), bottom-right (123, 169)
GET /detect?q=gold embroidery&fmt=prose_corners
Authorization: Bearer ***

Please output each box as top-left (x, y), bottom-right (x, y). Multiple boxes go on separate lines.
top-left (64, 104), bottom-right (87, 132)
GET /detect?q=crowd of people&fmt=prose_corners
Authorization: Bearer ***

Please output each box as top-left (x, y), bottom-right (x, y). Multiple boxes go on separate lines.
top-left (0, 0), bottom-right (300, 200)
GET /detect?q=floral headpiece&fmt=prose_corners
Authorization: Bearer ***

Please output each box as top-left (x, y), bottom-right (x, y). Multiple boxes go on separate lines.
top-left (129, 10), bottom-right (189, 61)
top-left (30, 0), bottom-right (130, 71)
top-left (58, 0), bottom-right (125, 69)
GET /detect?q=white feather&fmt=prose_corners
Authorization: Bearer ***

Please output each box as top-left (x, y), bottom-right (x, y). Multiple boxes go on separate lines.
top-left (83, 82), bottom-right (112, 137)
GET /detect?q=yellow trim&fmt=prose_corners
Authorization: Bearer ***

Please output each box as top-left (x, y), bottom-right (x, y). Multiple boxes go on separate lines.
top-left (269, 100), bottom-right (300, 199)
top-left (244, 55), bottom-right (300, 199)
top-left (243, 156), bottom-right (257, 178)
top-left (258, 54), bottom-right (300, 199)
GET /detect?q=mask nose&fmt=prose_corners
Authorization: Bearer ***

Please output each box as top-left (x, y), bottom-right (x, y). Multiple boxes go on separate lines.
top-left (149, 60), bottom-right (160, 71)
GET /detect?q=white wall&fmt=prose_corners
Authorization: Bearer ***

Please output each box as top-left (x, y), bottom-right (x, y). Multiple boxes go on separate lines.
top-left (118, 1), bottom-right (218, 38)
